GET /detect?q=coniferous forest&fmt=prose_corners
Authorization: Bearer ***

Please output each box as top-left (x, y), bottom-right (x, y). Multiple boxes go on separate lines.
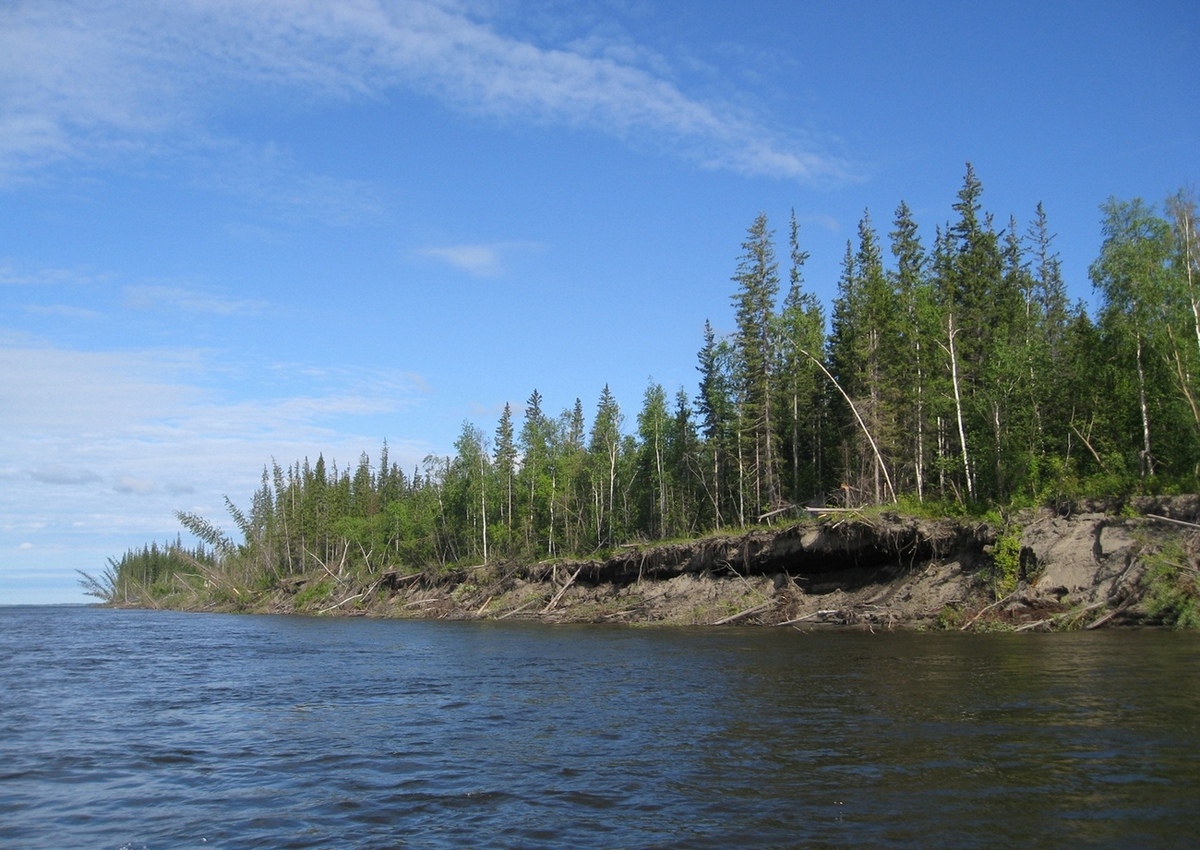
top-left (91, 166), bottom-right (1200, 604)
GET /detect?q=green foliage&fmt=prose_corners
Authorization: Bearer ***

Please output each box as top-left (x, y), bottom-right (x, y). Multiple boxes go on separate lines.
top-left (108, 173), bottom-right (1200, 611)
top-left (82, 539), bottom-right (215, 604)
top-left (990, 526), bottom-right (1023, 597)
top-left (1142, 542), bottom-right (1200, 629)
top-left (293, 580), bottom-right (332, 610)
top-left (935, 604), bottom-right (963, 630)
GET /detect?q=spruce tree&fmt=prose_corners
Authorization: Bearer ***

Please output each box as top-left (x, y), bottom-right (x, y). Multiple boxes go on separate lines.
top-left (776, 210), bottom-right (826, 503)
top-left (731, 213), bottom-right (782, 513)
top-left (494, 403), bottom-right (517, 553)
top-left (889, 200), bottom-right (934, 499)
top-left (588, 385), bottom-right (624, 546)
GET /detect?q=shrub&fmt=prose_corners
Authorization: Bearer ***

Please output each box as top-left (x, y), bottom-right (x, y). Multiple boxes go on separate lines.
top-left (1142, 542), bottom-right (1200, 629)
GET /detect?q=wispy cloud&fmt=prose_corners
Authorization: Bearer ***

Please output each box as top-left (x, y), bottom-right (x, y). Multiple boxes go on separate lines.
top-left (123, 284), bottom-right (268, 317)
top-left (419, 244), bottom-right (504, 277)
top-left (113, 475), bottom-right (158, 496)
top-left (28, 304), bottom-right (104, 321)
top-left (30, 467), bottom-right (103, 486)
top-left (190, 140), bottom-right (388, 227)
top-left (416, 240), bottom-right (543, 277)
top-left (0, 0), bottom-right (851, 187)
top-left (0, 342), bottom-right (435, 569)
top-left (0, 261), bottom-right (113, 287)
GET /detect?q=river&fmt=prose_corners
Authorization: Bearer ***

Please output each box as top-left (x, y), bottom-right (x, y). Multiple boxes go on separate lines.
top-left (1, 606), bottom-right (1197, 848)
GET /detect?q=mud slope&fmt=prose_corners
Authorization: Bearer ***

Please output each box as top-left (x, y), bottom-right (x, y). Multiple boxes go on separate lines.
top-left (268, 498), bottom-right (1194, 629)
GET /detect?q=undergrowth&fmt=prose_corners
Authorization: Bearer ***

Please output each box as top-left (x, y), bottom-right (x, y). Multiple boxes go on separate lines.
top-left (1141, 540), bottom-right (1200, 629)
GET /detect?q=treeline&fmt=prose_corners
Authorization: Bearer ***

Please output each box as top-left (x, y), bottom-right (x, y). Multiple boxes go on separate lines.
top-left (91, 165), bottom-right (1200, 597)
top-left (77, 538), bottom-right (217, 604)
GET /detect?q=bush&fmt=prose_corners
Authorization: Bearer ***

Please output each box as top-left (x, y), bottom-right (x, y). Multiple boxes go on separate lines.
top-left (1142, 542), bottom-right (1200, 629)
top-left (293, 580), bottom-right (333, 610)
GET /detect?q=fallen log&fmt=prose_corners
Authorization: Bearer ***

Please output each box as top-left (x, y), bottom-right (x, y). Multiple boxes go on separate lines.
top-left (317, 592), bottom-right (364, 614)
top-left (1147, 513), bottom-right (1200, 530)
top-left (960, 588), bottom-right (1021, 631)
top-left (777, 609), bottom-right (841, 626)
top-left (497, 598), bottom-right (539, 620)
top-left (713, 600), bottom-right (773, 625)
top-left (541, 566), bottom-right (583, 614)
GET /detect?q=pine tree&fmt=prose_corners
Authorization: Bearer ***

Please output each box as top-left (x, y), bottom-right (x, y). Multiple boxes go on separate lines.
top-left (494, 402), bottom-right (516, 552)
top-left (451, 422), bottom-right (491, 563)
top-left (696, 319), bottom-right (738, 526)
top-left (731, 213), bottom-right (782, 514)
top-left (518, 389), bottom-right (552, 555)
top-left (776, 209), bottom-right (826, 504)
top-left (665, 387), bottom-right (703, 535)
top-left (889, 200), bottom-right (935, 499)
top-left (588, 385), bottom-right (624, 547)
top-left (828, 211), bottom-right (899, 503)
top-left (636, 381), bottom-right (670, 538)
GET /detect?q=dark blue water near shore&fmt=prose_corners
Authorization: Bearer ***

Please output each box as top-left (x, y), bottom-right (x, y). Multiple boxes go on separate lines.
top-left (2, 606), bottom-right (1198, 848)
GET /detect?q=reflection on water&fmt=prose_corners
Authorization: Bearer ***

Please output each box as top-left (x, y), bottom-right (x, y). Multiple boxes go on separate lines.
top-left (1, 606), bottom-right (1198, 848)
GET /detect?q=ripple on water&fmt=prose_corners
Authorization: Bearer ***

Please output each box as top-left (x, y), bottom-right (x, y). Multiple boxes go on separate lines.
top-left (1, 610), bottom-right (1198, 848)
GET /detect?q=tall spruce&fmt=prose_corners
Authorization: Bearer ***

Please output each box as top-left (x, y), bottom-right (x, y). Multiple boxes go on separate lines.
top-left (696, 319), bottom-right (737, 527)
top-left (776, 210), bottom-right (826, 503)
top-left (494, 402), bottom-right (516, 552)
top-left (889, 200), bottom-right (934, 499)
top-left (731, 213), bottom-right (782, 514)
top-left (588, 385), bottom-right (623, 546)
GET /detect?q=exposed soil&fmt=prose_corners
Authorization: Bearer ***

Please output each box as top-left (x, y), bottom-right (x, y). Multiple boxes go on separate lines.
top-left (237, 496), bottom-right (1199, 630)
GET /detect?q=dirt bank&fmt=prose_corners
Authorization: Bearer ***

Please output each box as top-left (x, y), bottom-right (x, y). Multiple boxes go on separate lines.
top-left (240, 497), bottom-right (1198, 630)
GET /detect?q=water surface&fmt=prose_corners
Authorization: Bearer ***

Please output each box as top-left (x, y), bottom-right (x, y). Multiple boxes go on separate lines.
top-left (2, 606), bottom-right (1197, 848)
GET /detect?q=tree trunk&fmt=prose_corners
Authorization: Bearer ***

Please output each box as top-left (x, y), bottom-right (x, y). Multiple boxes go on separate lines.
top-left (1136, 331), bottom-right (1154, 477)
top-left (945, 314), bottom-right (975, 501)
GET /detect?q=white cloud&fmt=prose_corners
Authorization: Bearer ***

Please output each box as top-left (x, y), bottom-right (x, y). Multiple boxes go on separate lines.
top-left (0, 261), bottom-right (113, 288)
top-left (190, 139), bottom-right (389, 227)
top-left (0, 340), bottom-right (437, 600)
top-left (415, 240), bottom-right (545, 277)
top-left (419, 244), bottom-right (503, 277)
top-left (25, 303), bottom-right (105, 320)
top-left (0, 0), bottom-right (850, 186)
top-left (122, 284), bottom-right (268, 317)
top-left (0, 342), bottom-right (431, 474)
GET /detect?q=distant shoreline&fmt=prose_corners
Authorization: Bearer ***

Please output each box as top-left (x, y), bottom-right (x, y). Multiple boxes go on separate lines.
top-left (114, 498), bottom-right (1199, 631)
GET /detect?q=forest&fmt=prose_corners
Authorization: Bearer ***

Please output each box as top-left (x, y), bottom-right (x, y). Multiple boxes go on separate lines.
top-left (88, 165), bottom-right (1200, 603)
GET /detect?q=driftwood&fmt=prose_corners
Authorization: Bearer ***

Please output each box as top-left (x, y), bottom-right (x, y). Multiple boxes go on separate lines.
top-left (712, 600), bottom-right (773, 625)
top-left (1055, 599), bottom-right (1108, 628)
top-left (497, 598), bottom-right (539, 620)
top-left (757, 504), bottom-right (797, 522)
top-left (960, 588), bottom-right (1022, 631)
top-left (778, 609), bottom-right (841, 626)
top-left (1086, 596), bottom-right (1139, 630)
top-left (317, 592), bottom-right (364, 614)
top-left (1146, 513), bottom-right (1200, 530)
top-left (304, 546), bottom-right (349, 586)
top-left (542, 567), bottom-right (583, 614)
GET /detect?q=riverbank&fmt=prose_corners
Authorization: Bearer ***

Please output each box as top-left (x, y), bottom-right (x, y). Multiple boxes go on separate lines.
top-left (136, 496), bottom-right (1200, 630)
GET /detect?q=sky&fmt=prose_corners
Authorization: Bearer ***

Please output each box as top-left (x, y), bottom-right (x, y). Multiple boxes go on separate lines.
top-left (2, 0), bottom-right (1197, 604)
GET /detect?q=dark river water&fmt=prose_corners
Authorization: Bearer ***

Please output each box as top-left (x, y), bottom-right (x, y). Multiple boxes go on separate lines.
top-left (2, 606), bottom-right (1198, 849)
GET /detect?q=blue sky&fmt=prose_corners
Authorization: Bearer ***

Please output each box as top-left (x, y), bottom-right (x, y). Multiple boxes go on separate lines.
top-left (2, 0), bottom-right (1197, 604)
